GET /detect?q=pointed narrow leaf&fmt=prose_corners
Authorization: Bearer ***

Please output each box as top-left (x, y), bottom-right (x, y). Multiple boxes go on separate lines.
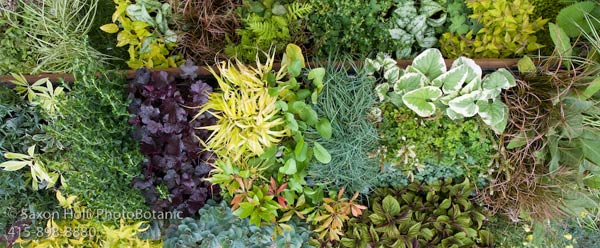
top-left (0, 161), bottom-right (30, 171)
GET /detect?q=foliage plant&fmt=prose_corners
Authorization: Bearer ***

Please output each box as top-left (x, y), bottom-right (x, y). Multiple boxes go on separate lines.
top-left (530, 0), bottom-right (567, 54)
top-left (478, 56), bottom-right (600, 222)
top-left (377, 103), bottom-right (494, 185)
top-left (43, 62), bottom-right (147, 214)
top-left (225, 0), bottom-right (312, 62)
top-left (170, 0), bottom-right (240, 64)
top-left (101, 0), bottom-right (182, 69)
top-left (439, 0), bottom-right (547, 58)
top-left (305, 60), bottom-right (381, 194)
top-left (0, 85), bottom-right (59, 247)
top-left (128, 61), bottom-right (220, 217)
top-left (14, 191), bottom-right (162, 247)
top-left (197, 44), bottom-right (366, 242)
top-left (0, 11), bottom-right (34, 74)
top-left (9, 74), bottom-right (65, 120)
top-left (308, 0), bottom-right (447, 58)
top-left (556, 1), bottom-right (600, 38)
top-left (340, 178), bottom-right (493, 248)
top-left (444, 0), bottom-right (480, 36)
top-left (1, 0), bottom-right (110, 73)
top-left (386, 0), bottom-right (447, 58)
top-left (163, 199), bottom-right (313, 248)
top-left (0, 145), bottom-right (60, 191)
top-left (367, 48), bottom-right (516, 134)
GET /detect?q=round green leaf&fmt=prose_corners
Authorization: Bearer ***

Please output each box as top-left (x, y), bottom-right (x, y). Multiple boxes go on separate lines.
top-left (316, 118), bottom-right (332, 139)
top-left (313, 142), bottom-right (331, 164)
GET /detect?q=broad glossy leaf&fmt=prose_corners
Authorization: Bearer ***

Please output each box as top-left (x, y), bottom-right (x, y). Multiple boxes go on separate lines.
top-left (517, 56), bottom-right (537, 73)
top-left (402, 86), bottom-right (443, 117)
top-left (375, 83), bottom-right (390, 102)
top-left (480, 72), bottom-right (510, 99)
top-left (451, 57), bottom-right (482, 84)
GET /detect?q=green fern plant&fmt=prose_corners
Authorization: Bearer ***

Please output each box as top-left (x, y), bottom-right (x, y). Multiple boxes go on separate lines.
top-left (225, 0), bottom-right (312, 62)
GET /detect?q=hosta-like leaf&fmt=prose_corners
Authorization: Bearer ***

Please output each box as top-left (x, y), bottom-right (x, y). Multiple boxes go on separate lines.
top-left (410, 48), bottom-right (446, 79)
top-left (448, 91), bottom-right (481, 117)
top-left (384, 66), bottom-right (402, 83)
top-left (394, 73), bottom-right (426, 94)
top-left (402, 86), bottom-right (443, 117)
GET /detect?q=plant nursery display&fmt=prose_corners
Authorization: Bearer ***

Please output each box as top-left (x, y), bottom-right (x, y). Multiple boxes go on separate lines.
top-left (2, 0), bottom-right (600, 247)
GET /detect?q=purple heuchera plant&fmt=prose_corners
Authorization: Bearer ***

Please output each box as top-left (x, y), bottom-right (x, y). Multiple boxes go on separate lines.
top-left (128, 61), bottom-right (219, 217)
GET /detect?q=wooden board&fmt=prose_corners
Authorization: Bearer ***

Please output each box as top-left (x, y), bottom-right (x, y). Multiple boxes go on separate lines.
top-left (0, 59), bottom-right (520, 85)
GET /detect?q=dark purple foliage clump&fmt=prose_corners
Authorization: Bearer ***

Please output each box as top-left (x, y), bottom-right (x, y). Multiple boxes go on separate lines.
top-left (128, 61), bottom-right (219, 217)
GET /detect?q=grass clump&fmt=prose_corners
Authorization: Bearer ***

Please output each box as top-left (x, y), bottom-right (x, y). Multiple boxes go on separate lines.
top-left (306, 61), bottom-right (380, 194)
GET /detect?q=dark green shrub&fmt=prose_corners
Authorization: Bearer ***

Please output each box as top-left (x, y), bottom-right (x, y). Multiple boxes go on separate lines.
top-left (341, 179), bottom-right (493, 248)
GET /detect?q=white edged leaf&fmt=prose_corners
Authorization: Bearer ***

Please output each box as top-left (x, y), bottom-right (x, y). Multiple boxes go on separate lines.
top-left (451, 57), bottom-right (481, 83)
top-left (439, 91), bottom-right (459, 105)
top-left (410, 48), bottom-right (446, 79)
top-left (448, 91), bottom-right (480, 117)
top-left (402, 86), bottom-right (443, 117)
top-left (384, 66), bottom-right (402, 82)
top-left (477, 99), bottom-right (508, 133)
top-left (375, 83), bottom-right (390, 102)
top-left (446, 108), bottom-right (463, 120)
top-left (481, 71), bottom-right (510, 99)
top-left (394, 72), bottom-right (425, 94)
top-left (496, 68), bottom-right (517, 88)
top-left (433, 64), bottom-right (468, 94)
top-left (365, 58), bottom-right (381, 74)
top-left (460, 77), bottom-right (482, 94)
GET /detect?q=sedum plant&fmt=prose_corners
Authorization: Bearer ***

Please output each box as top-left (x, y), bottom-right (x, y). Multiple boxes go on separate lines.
top-left (341, 179), bottom-right (493, 248)
top-left (439, 0), bottom-right (547, 58)
top-left (163, 200), bottom-right (313, 248)
top-left (366, 48), bottom-right (516, 134)
top-left (101, 0), bottom-right (182, 69)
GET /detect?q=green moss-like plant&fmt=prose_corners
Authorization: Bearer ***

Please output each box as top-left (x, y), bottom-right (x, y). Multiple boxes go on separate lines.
top-left (43, 62), bottom-right (147, 215)
top-left (378, 103), bottom-right (494, 185)
top-left (163, 200), bottom-right (313, 248)
top-left (308, 0), bottom-right (447, 58)
top-left (440, 0), bottom-right (548, 58)
top-left (341, 178), bottom-right (494, 248)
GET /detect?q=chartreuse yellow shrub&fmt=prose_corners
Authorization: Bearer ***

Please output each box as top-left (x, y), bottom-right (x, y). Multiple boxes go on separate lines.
top-left (14, 191), bottom-right (161, 247)
top-left (440, 0), bottom-right (548, 58)
top-left (100, 0), bottom-right (182, 69)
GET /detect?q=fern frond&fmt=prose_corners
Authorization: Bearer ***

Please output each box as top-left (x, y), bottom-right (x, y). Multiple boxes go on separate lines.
top-left (248, 18), bottom-right (277, 42)
top-left (287, 2), bottom-right (312, 21)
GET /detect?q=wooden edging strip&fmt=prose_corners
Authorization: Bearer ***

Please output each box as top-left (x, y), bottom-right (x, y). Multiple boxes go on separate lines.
top-left (0, 59), bottom-right (520, 85)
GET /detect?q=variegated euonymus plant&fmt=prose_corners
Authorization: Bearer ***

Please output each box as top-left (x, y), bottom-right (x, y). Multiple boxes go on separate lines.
top-left (366, 48), bottom-right (516, 133)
